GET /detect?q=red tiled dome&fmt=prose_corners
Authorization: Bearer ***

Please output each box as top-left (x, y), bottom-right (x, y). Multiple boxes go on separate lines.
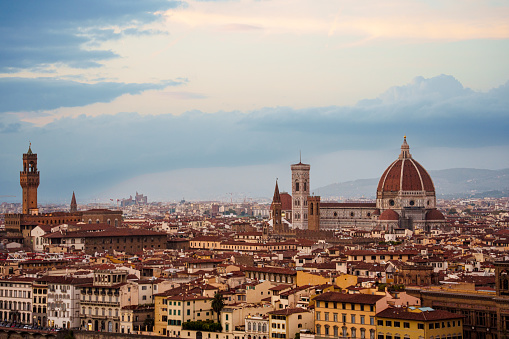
top-left (426, 209), bottom-right (445, 221)
top-left (377, 137), bottom-right (435, 194)
top-left (379, 209), bottom-right (399, 221)
top-left (280, 193), bottom-right (292, 210)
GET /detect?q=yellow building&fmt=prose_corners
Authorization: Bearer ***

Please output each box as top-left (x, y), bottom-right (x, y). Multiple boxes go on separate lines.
top-left (166, 294), bottom-right (214, 337)
top-left (154, 293), bottom-right (169, 336)
top-left (375, 307), bottom-right (463, 339)
top-left (314, 291), bottom-right (386, 339)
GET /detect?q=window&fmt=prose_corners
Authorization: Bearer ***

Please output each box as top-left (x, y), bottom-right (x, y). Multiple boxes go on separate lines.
top-left (325, 312), bottom-right (329, 321)
top-left (333, 313), bottom-right (338, 322)
top-left (403, 322), bottom-right (410, 328)
top-left (360, 316), bottom-right (365, 324)
top-left (429, 324), bottom-right (434, 329)
top-left (394, 322), bottom-right (400, 328)
top-left (342, 314), bottom-right (347, 323)
top-left (418, 324), bottom-right (424, 330)
top-left (351, 315), bottom-right (356, 324)
top-left (370, 317), bottom-right (375, 325)
top-left (316, 312), bottom-right (321, 321)
top-left (386, 321), bottom-right (391, 327)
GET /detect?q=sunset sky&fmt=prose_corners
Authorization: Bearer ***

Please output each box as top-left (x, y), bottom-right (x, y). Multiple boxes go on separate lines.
top-left (1, 0), bottom-right (508, 202)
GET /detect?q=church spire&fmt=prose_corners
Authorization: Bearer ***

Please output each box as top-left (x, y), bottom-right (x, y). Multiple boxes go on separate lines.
top-left (399, 136), bottom-right (412, 160)
top-left (273, 179), bottom-right (281, 203)
top-left (70, 191), bottom-right (77, 212)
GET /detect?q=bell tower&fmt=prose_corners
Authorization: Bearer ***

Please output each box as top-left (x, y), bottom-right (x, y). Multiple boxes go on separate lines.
top-left (20, 143), bottom-right (39, 215)
top-left (291, 155), bottom-right (310, 229)
top-left (271, 180), bottom-right (283, 234)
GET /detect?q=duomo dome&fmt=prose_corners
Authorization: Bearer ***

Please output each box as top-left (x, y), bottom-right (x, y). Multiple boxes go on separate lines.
top-left (376, 136), bottom-right (436, 211)
top-left (375, 137), bottom-right (444, 230)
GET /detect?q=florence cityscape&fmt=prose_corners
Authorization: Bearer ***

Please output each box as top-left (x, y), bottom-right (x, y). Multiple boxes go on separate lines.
top-left (0, 1), bottom-right (508, 339)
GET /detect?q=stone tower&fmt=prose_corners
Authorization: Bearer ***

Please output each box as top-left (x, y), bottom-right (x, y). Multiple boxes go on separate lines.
top-left (20, 144), bottom-right (39, 215)
top-left (70, 191), bottom-right (77, 213)
top-left (291, 157), bottom-right (310, 229)
top-left (271, 180), bottom-right (283, 234)
top-left (307, 196), bottom-right (320, 231)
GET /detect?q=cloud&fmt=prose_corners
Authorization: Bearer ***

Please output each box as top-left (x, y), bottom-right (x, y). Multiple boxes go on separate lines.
top-left (0, 0), bottom-right (182, 72)
top-left (0, 78), bottom-right (185, 113)
top-left (165, 0), bottom-right (509, 41)
top-left (221, 24), bottom-right (263, 31)
top-left (0, 75), bottom-right (507, 201)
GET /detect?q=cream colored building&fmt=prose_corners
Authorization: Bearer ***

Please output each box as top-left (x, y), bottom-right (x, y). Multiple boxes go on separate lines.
top-left (268, 308), bottom-right (314, 339)
top-left (246, 280), bottom-right (274, 304)
top-left (0, 276), bottom-right (34, 325)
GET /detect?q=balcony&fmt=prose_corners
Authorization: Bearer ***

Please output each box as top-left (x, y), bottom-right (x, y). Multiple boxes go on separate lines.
top-left (80, 300), bottom-right (119, 307)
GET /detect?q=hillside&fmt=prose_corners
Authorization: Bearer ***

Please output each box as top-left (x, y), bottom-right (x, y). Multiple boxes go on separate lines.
top-left (313, 168), bottom-right (509, 199)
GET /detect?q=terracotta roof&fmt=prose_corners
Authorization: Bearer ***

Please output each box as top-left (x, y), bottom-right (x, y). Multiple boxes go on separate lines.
top-left (379, 209), bottom-right (400, 221)
top-left (314, 291), bottom-right (384, 304)
top-left (268, 307), bottom-right (309, 316)
top-left (377, 140), bottom-right (434, 193)
top-left (426, 209), bottom-right (445, 221)
top-left (43, 228), bottom-right (166, 239)
top-left (376, 307), bottom-right (463, 321)
top-left (280, 193), bottom-right (292, 211)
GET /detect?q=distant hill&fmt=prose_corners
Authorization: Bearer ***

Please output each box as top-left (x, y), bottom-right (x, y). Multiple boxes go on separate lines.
top-left (313, 168), bottom-right (509, 200)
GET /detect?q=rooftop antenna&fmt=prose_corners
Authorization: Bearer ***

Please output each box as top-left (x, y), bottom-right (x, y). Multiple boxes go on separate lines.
top-left (299, 150), bottom-right (301, 163)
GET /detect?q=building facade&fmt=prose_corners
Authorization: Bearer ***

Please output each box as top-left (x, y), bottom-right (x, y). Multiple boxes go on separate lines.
top-left (291, 161), bottom-right (310, 229)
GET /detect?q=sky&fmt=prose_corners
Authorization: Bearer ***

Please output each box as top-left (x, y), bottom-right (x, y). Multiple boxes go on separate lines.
top-left (0, 0), bottom-right (508, 203)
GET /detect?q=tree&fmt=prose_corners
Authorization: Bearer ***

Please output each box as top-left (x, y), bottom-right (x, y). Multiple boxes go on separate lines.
top-left (211, 292), bottom-right (225, 323)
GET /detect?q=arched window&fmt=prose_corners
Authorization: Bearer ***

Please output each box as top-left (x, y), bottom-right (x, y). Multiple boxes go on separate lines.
top-left (316, 325), bottom-right (321, 335)
top-left (248, 322), bottom-right (251, 331)
top-left (295, 181), bottom-right (300, 192)
top-left (310, 203), bottom-right (313, 215)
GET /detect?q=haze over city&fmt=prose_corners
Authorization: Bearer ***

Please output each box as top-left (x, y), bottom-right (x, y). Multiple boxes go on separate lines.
top-left (1, 0), bottom-right (508, 203)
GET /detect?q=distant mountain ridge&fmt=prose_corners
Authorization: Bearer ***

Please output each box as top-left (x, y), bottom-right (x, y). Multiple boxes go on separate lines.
top-left (313, 168), bottom-right (509, 200)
